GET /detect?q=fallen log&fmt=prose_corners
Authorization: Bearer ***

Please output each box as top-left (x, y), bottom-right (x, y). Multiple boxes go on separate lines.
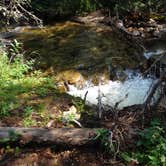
top-left (0, 128), bottom-right (101, 146)
top-left (143, 71), bottom-right (166, 112)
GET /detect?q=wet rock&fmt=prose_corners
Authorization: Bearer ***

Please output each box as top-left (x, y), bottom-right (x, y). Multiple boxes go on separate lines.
top-left (115, 70), bottom-right (128, 82)
top-left (72, 10), bottom-right (105, 26)
top-left (62, 105), bottom-right (80, 122)
top-left (116, 20), bottom-right (124, 28)
top-left (158, 96), bottom-right (166, 110)
top-left (91, 72), bottom-right (110, 85)
top-left (56, 70), bottom-right (85, 90)
top-left (76, 64), bottom-right (94, 71)
top-left (56, 81), bottom-right (68, 92)
top-left (153, 29), bottom-right (161, 37)
top-left (141, 33), bottom-right (146, 38)
top-left (146, 27), bottom-right (155, 33)
top-left (138, 27), bottom-right (144, 33)
top-left (128, 27), bottom-right (133, 32)
top-left (133, 30), bottom-right (140, 36)
top-left (148, 18), bottom-right (157, 27)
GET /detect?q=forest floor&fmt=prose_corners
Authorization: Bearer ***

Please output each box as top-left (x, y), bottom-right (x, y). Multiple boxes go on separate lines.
top-left (0, 147), bottom-right (123, 166)
top-left (0, 11), bottom-right (166, 166)
top-left (0, 90), bottom-right (165, 166)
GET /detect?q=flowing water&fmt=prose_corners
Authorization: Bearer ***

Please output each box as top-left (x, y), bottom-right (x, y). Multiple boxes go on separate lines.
top-left (144, 39), bottom-right (166, 65)
top-left (16, 21), bottom-right (144, 74)
top-left (67, 71), bottom-right (156, 110)
top-left (11, 21), bottom-right (166, 109)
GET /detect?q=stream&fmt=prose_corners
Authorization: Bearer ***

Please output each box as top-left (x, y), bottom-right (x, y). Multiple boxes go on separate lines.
top-left (3, 21), bottom-right (166, 110)
top-left (68, 71), bottom-right (156, 109)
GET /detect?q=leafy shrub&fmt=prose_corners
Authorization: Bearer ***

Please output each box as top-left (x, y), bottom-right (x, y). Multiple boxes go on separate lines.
top-left (121, 119), bottom-right (166, 166)
top-left (94, 129), bottom-right (111, 153)
top-left (31, 0), bottom-right (99, 22)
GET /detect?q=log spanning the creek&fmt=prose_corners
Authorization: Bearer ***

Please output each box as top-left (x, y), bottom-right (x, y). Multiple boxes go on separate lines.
top-left (0, 128), bottom-right (102, 146)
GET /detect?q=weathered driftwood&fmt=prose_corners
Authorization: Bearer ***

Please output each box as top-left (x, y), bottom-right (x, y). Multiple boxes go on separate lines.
top-left (0, 128), bottom-right (99, 146)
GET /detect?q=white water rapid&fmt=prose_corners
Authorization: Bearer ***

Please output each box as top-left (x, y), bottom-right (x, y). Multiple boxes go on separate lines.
top-left (67, 72), bottom-right (156, 110)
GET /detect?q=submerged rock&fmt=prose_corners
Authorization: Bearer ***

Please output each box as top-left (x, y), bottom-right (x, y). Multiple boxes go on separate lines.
top-left (55, 70), bottom-right (85, 91)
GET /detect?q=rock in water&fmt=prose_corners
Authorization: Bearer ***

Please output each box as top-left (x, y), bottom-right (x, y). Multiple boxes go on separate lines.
top-left (56, 70), bottom-right (85, 91)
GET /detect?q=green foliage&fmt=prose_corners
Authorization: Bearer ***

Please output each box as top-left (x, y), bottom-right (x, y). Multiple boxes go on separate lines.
top-left (121, 119), bottom-right (166, 166)
top-left (1, 130), bottom-right (20, 143)
top-left (99, 0), bottom-right (166, 14)
top-left (22, 104), bottom-right (51, 127)
top-left (9, 39), bottom-right (22, 55)
top-left (22, 106), bottom-right (36, 127)
top-left (0, 102), bottom-right (10, 117)
top-left (71, 91), bottom-right (89, 114)
top-left (94, 129), bottom-right (112, 153)
top-left (79, 0), bottom-right (98, 13)
top-left (23, 106), bottom-right (34, 117)
top-left (72, 97), bottom-right (86, 113)
top-left (31, 0), bottom-right (99, 21)
top-left (0, 40), bottom-right (32, 82)
top-left (22, 117), bottom-right (36, 127)
top-left (34, 77), bottom-right (54, 97)
top-left (8, 130), bottom-right (20, 142)
top-left (62, 112), bottom-right (78, 124)
top-left (1, 0), bottom-right (165, 26)
top-left (0, 40), bottom-right (55, 118)
top-left (2, 145), bottom-right (21, 155)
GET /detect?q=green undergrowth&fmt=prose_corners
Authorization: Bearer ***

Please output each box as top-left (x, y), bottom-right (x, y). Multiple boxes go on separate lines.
top-left (0, 40), bottom-right (55, 118)
top-left (121, 119), bottom-right (166, 166)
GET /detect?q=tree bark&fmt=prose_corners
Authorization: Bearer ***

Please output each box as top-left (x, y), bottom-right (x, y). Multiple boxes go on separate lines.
top-left (0, 128), bottom-right (100, 146)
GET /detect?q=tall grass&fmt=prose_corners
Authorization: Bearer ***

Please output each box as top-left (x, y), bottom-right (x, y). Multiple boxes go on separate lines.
top-left (0, 41), bottom-right (54, 117)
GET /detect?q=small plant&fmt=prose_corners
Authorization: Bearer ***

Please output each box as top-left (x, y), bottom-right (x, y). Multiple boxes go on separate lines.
top-left (62, 106), bottom-right (81, 127)
top-left (72, 91), bottom-right (88, 114)
top-left (2, 145), bottom-right (21, 155)
top-left (14, 146), bottom-right (21, 155)
top-left (8, 130), bottom-right (20, 142)
top-left (94, 129), bottom-right (112, 153)
top-left (23, 117), bottom-right (36, 127)
top-left (9, 39), bottom-right (22, 58)
top-left (1, 130), bottom-right (20, 143)
top-left (72, 97), bottom-right (86, 113)
top-left (0, 102), bottom-right (10, 117)
top-left (63, 113), bottom-right (76, 122)
top-left (35, 87), bottom-right (48, 97)
top-left (24, 106), bottom-right (34, 117)
top-left (5, 145), bottom-right (15, 154)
